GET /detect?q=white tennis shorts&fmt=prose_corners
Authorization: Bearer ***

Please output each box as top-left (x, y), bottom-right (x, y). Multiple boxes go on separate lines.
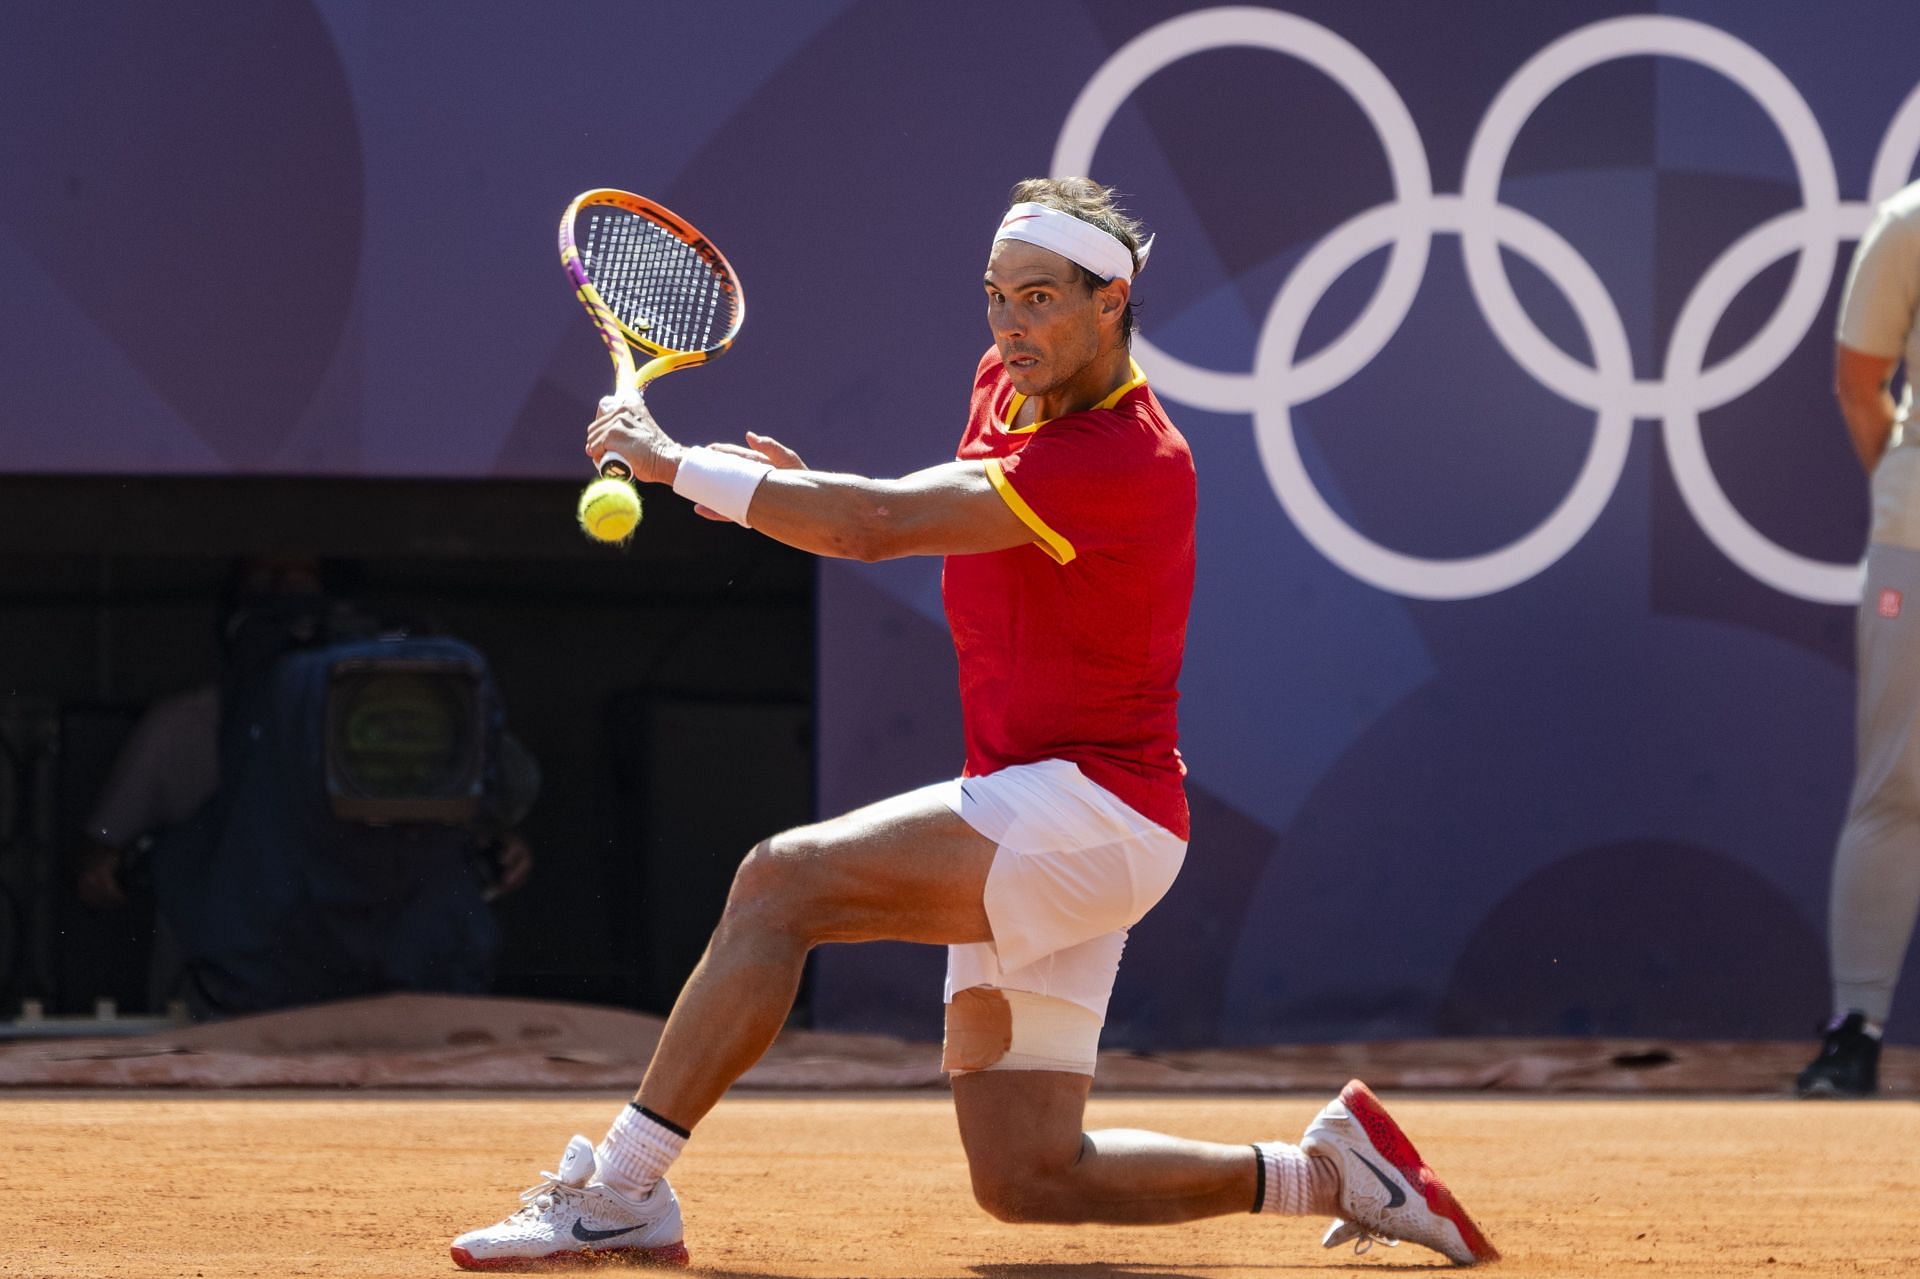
top-left (930, 759), bottom-right (1187, 1021)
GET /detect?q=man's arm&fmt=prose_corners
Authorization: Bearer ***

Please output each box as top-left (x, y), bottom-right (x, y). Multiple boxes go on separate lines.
top-left (587, 408), bottom-right (1038, 562)
top-left (738, 459), bottom-right (1035, 562)
top-left (1835, 343), bottom-right (1902, 472)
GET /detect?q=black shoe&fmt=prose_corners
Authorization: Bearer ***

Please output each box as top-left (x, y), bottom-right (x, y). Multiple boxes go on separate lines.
top-left (1795, 1013), bottom-right (1881, 1097)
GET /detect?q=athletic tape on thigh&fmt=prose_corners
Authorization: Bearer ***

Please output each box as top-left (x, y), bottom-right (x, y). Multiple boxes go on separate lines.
top-left (942, 986), bottom-right (1102, 1076)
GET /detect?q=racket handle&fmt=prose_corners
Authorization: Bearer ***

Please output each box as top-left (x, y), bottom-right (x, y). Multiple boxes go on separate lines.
top-left (596, 385), bottom-right (643, 480)
top-left (595, 356), bottom-right (691, 480)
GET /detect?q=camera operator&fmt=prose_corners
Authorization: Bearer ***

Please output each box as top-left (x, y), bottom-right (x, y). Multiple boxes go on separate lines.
top-left (77, 555), bottom-right (534, 1015)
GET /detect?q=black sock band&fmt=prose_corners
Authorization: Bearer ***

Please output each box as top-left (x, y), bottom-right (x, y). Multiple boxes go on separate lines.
top-left (633, 1103), bottom-right (691, 1140)
top-left (1249, 1143), bottom-right (1265, 1214)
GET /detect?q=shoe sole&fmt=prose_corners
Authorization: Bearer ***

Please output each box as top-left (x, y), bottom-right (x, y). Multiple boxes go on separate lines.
top-left (1341, 1079), bottom-right (1500, 1265)
top-left (1796, 1081), bottom-right (1875, 1099)
top-left (450, 1241), bottom-right (689, 1271)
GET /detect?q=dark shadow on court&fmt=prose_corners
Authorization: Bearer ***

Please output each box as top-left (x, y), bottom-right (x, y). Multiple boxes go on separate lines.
top-left (976, 1267), bottom-right (1282, 1278)
top-left (975, 1259), bottom-right (1451, 1267)
top-left (998, 1264), bottom-right (1451, 1279)
top-left (687, 1259), bottom-right (1259, 1267)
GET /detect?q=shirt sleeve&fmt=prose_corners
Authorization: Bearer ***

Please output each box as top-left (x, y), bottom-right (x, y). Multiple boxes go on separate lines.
top-left (991, 413), bottom-right (1168, 565)
top-left (85, 709), bottom-right (174, 846)
top-left (83, 688), bottom-right (220, 846)
top-left (1837, 195), bottom-right (1920, 359)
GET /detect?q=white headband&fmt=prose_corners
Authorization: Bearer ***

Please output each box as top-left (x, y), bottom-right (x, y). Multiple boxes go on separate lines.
top-left (993, 201), bottom-right (1152, 282)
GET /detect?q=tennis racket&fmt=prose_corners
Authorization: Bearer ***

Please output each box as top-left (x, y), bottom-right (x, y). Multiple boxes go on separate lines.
top-left (558, 189), bottom-right (746, 481)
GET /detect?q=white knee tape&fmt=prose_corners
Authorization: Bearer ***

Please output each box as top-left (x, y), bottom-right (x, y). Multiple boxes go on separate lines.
top-left (943, 986), bottom-right (1102, 1077)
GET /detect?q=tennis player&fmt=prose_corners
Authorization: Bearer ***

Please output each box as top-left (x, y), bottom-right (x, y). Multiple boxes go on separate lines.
top-left (451, 178), bottom-right (1495, 1268)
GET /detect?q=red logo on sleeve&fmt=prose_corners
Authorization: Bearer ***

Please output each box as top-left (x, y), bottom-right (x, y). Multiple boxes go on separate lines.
top-left (1879, 588), bottom-right (1903, 619)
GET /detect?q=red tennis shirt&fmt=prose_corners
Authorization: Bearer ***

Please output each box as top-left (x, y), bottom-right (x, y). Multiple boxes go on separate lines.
top-left (943, 347), bottom-right (1197, 839)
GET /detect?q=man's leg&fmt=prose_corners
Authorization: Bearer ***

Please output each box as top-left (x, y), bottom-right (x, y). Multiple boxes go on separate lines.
top-left (636, 785), bottom-right (999, 1129)
top-left (939, 766), bottom-right (1333, 1227)
top-left (1829, 544), bottom-right (1920, 1029)
top-left (453, 785), bottom-right (1000, 1270)
top-left (951, 1070), bottom-right (1498, 1265)
top-left (1800, 543), bottom-right (1920, 1097)
top-left (951, 1069), bottom-right (1314, 1224)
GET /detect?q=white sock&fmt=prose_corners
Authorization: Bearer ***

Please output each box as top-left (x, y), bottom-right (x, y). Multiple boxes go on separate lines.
top-left (595, 1104), bottom-right (687, 1199)
top-left (1252, 1141), bottom-right (1318, 1215)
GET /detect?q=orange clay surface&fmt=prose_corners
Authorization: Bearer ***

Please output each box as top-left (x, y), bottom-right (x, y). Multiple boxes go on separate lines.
top-left (2, 1092), bottom-right (1916, 1278)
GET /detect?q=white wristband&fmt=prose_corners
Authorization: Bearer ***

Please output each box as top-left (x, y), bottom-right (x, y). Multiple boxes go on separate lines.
top-left (672, 447), bottom-right (773, 527)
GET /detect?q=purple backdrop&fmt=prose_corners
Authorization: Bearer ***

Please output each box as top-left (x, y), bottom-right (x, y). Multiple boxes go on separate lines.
top-left (4, 1), bottom-right (1918, 1045)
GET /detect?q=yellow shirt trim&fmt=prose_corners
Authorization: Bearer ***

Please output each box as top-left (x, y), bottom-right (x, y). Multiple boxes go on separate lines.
top-left (1004, 359), bottom-right (1147, 434)
top-left (985, 459), bottom-right (1075, 565)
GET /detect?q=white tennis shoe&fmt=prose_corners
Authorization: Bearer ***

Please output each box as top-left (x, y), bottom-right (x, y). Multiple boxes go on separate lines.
top-left (1300, 1079), bottom-right (1499, 1266)
top-left (450, 1134), bottom-right (688, 1271)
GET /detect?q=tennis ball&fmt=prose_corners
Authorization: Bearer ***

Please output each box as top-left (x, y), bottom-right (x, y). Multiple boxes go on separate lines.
top-left (578, 477), bottom-right (642, 543)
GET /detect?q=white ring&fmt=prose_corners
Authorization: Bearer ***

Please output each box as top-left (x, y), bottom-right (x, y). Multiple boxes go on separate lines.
top-left (1052, 8), bottom-right (1920, 601)
top-left (1661, 207), bottom-right (1865, 603)
top-left (1052, 6), bottom-right (1433, 412)
top-left (1870, 80), bottom-right (1920, 203)
top-left (1459, 15), bottom-right (1837, 419)
top-left (1254, 196), bottom-right (1635, 600)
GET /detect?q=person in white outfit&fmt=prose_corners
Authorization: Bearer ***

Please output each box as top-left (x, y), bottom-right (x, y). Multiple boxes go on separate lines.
top-left (1800, 179), bottom-right (1920, 1098)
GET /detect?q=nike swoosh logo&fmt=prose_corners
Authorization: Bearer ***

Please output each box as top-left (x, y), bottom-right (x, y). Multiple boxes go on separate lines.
top-left (1354, 1152), bottom-right (1407, 1209)
top-left (572, 1220), bottom-right (645, 1243)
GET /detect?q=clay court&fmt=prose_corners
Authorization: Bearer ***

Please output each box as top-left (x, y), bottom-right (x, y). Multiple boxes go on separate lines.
top-left (0, 1090), bottom-right (1912, 1279)
top-left (2, 995), bottom-right (1916, 1277)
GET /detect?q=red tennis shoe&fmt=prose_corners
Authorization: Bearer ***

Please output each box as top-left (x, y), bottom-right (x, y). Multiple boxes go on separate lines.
top-left (1301, 1079), bottom-right (1499, 1266)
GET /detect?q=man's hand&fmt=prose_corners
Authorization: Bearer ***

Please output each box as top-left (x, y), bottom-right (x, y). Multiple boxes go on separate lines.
top-left (693, 432), bottom-right (806, 521)
top-left (585, 395), bottom-right (685, 486)
top-left (1835, 344), bottom-right (1901, 472)
top-left (486, 832), bottom-right (533, 902)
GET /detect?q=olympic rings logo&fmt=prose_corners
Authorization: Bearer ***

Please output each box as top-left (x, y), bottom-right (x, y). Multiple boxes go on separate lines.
top-left (1053, 8), bottom-right (1920, 602)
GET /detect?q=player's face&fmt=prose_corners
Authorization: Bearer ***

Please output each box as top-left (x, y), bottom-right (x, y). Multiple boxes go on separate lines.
top-left (984, 239), bottom-right (1103, 398)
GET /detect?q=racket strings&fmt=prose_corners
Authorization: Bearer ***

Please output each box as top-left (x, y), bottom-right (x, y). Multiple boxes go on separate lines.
top-left (581, 208), bottom-right (736, 353)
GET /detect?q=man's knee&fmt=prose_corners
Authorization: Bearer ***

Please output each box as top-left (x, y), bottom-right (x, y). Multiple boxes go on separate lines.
top-left (718, 837), bottom-right (797, 929)
top-left (719, 830), bottom-right (834, 940)
top-left (948, 992), bottom-right (1103, 1225)
top-left (967, 1144), bottom-right (1086, 1224)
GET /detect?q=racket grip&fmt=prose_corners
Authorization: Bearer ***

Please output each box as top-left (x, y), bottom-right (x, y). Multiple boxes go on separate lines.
top-left (596, 389), bottom-right (641, 479)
